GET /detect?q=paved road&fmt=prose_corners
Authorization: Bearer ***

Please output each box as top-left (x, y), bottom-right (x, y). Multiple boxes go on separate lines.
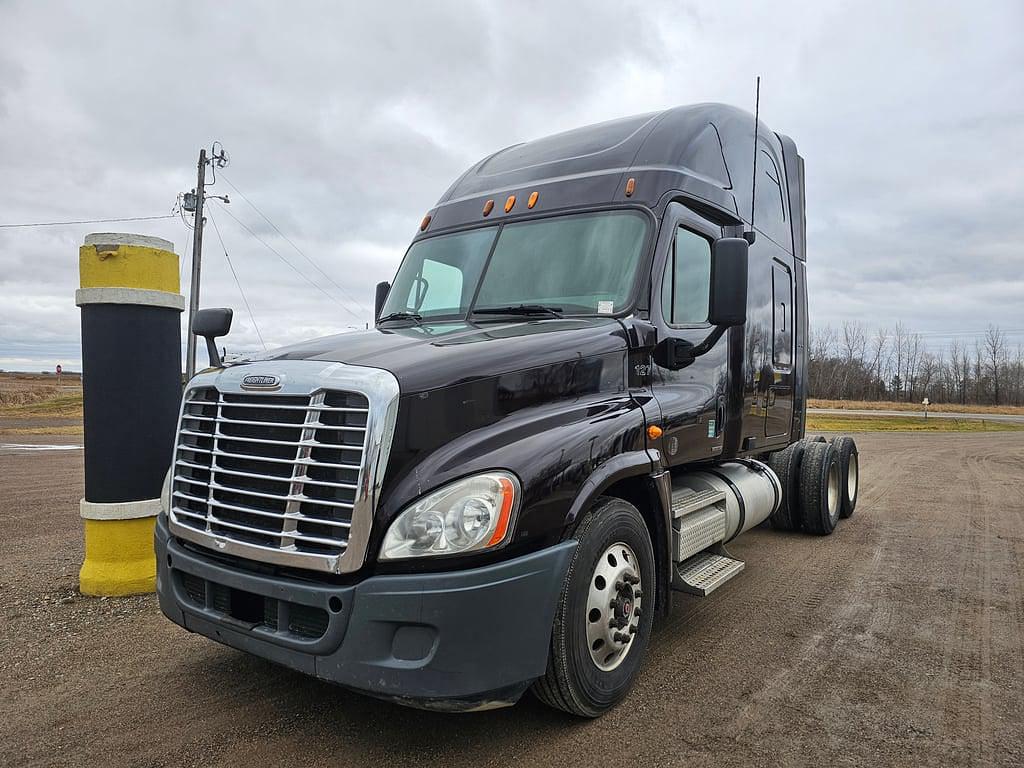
top-left (809, 406), bottom-right (1024, 423)
top-left (3, 433), bottom-right (1023, 767)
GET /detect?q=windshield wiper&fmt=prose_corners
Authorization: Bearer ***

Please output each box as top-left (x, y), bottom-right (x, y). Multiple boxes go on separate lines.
top-left (472, 304), bottom-right (563, 319)
top-left (377, 311), bottom-right (423, 323)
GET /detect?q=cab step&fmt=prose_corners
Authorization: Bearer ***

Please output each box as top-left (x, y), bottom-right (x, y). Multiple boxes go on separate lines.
top-left (670, 488), bottom-right (726, 518)
top-left (672, 552), bottom-right (745, 597)
top-left (671, 488), bottom-right (728, 562)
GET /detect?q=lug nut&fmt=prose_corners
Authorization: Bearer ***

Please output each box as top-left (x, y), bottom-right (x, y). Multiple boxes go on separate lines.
top-left (633, 590), bottom-right (643, 598)
top-left (624, 574), bottom-right (640, 585)
top-left (629, 625), bottom-right (637, 634)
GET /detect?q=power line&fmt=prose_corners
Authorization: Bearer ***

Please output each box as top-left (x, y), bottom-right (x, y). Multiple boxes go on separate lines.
top-left (0, 214), bottom-right (177, 229)
top-left (211, 201), bottom-right (365, 321)
top-left (219, 173), bottom-right (371, 314)
top-left (206, 207), bottom-right (267, 351)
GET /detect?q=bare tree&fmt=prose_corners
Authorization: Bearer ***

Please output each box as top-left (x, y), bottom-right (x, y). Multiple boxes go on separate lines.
top-left (869, 327), bottom-right (891, 399)
top-left (984, 325), bottom-right (1007, 405)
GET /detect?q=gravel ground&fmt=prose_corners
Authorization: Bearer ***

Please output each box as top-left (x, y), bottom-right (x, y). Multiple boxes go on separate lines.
top-left (1, 431), bottom-right (1022, 768)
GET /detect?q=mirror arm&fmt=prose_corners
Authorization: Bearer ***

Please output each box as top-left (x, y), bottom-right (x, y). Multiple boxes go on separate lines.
top-left (203, 336), bottom-right (222, 369)
top-left (691, 324), bottom-right (728, 357)
top-left (675, 325), bottom-right (729, 368)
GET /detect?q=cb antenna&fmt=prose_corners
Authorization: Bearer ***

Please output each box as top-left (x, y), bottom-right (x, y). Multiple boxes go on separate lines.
top-left (746, 76), bottom-right (761, 245)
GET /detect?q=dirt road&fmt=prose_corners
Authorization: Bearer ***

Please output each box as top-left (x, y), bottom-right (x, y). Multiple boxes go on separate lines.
top-left (2, 432), bottom-right (1022, 767)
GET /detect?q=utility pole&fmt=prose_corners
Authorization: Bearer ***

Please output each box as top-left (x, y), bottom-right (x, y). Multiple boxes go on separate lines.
top-left (185, 148), bottom-right (207, 380)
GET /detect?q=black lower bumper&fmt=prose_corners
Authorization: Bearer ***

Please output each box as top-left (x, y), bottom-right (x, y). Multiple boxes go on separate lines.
top-left (155, 519), bottom-right (575, 710)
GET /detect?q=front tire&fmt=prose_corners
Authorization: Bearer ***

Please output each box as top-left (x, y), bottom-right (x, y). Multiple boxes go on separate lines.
top-left (532, 496), bottom-right (655, 717)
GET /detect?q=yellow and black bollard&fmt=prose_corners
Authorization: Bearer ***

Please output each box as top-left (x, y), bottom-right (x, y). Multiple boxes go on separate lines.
top-left (75, 233), bottom-right (185, 596)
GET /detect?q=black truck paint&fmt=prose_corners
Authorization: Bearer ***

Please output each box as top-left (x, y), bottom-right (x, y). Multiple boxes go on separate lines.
top-left (157, 103), bottom-right (809, 711)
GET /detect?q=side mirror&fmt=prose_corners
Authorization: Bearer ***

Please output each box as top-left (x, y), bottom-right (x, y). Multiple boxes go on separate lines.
top-left (654, 237), bottom-right (748, 371)
top-left (374, 281), bottom-right (391, 320)
top-left (708, 237), bottom-right (748, 327)
top-left (192, 307), bottom-right (233, 368)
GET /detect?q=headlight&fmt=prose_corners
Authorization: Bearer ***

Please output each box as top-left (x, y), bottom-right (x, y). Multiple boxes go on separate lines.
top-left (380, 471), bottom-right (519, 560)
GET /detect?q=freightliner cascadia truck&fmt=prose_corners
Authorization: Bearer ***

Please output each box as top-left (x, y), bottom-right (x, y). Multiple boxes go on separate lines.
top-left (157, 103), bottom-right (860, 717)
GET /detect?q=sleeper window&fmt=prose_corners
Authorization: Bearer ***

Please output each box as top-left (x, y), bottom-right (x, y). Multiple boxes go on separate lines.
top-left (772, 261), bottom-right (793, 367)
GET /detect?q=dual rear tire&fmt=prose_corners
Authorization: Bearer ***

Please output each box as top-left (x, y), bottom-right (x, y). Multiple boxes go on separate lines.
top-left (831, 436), bottom-right (859, 518)
top-left (769, 435), bottom-right (859, 535)
top-left (798, 440), bottom-right (842, 535)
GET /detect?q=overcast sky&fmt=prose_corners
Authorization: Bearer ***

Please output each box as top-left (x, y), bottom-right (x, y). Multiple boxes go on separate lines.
top-left (1, 0), bottom-right (1021, 370)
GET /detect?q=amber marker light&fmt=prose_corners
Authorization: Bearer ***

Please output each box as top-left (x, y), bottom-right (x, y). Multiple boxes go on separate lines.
top-left (504, 194), bottom-right (516, 213)
top-left (486, 476), bottom-right (517, 547)
top-left (420, 214), bottom-right (431, 231)
top-left (483, 199), bottom-right (495, 216)
top-left (647, 424), bottom-right (663, 440)
top-left (625, 177), bottom-right (636, 197)
top-left (527, 191), bottom-right (539, 209)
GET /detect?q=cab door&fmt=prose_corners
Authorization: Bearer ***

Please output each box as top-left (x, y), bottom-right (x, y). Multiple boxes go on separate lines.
top-left (647, 203), bottom-right (728, 468)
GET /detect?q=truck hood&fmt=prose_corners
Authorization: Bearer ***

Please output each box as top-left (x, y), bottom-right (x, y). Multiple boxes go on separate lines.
top-left (246, 317), bottom-right (629, 394)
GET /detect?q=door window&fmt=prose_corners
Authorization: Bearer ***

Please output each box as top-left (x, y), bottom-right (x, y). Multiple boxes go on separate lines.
top-left (661, 227), bottom-right (711, 325)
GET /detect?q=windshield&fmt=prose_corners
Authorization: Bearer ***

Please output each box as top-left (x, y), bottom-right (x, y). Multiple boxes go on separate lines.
top-left (380, 210), bottom-right (649, 320)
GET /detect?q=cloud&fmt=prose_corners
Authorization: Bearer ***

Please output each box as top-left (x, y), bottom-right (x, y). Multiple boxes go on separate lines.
top-left (1, 0), bottom-right (1022, 369)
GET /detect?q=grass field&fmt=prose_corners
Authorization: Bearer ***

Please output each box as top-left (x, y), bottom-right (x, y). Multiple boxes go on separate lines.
top-left (806, 413), bottom-right (1024, 433)
top-left (809, 398), bottom-right (1024, 416)
top-left (0, 373), bottom-right (84, 434)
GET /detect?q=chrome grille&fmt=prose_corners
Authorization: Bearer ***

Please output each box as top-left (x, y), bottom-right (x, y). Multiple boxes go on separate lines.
top-left (170, 388), bottom-right (370, 559)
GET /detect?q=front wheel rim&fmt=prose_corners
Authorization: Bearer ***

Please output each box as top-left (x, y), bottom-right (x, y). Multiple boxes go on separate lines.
top-left (585, 541), bottom-right (642, 672)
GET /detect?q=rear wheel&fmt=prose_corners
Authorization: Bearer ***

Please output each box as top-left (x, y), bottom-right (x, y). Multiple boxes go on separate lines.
top-left (767, 441), bottom-right (806, 531)
top-left (532, 496), bottom-right (655, 717)
top-left (798, 441), bottom-right (841, 535)
top-left (831, 436), bottom-right (859, 519)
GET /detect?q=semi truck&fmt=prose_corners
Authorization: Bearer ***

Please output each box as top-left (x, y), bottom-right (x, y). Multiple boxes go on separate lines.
top-left (156, 103), bottom-right (860, 717)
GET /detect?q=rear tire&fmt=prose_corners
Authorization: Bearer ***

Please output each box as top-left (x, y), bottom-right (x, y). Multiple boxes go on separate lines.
top-left (798, 441), bottom-right (841, 536)
top-left (532, 496), bottom-right (655, 718)
top-left (831, 435), bottom-right (859, 519)
top-left (767, 442), bottom-right (806, 531)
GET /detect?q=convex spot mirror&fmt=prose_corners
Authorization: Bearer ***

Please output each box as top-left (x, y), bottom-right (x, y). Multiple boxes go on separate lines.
top-left (708, 236), bottom-right (748, 327)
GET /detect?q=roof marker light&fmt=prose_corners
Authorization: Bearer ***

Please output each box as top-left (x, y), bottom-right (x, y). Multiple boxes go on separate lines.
top-left (527, 191), bottom-right (539, 209)
top-left (504, 194), bottom-right (516, 213)
top-left (625, 177), bottom-right (636, 197)
top-left (420, 214), bottom-right (431, 231)
top-left (483, 199), bottom-right (494, 216)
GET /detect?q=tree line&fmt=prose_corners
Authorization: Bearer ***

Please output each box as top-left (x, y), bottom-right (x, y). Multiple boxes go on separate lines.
top-left (808, 322), bottom-right (1024, 406)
